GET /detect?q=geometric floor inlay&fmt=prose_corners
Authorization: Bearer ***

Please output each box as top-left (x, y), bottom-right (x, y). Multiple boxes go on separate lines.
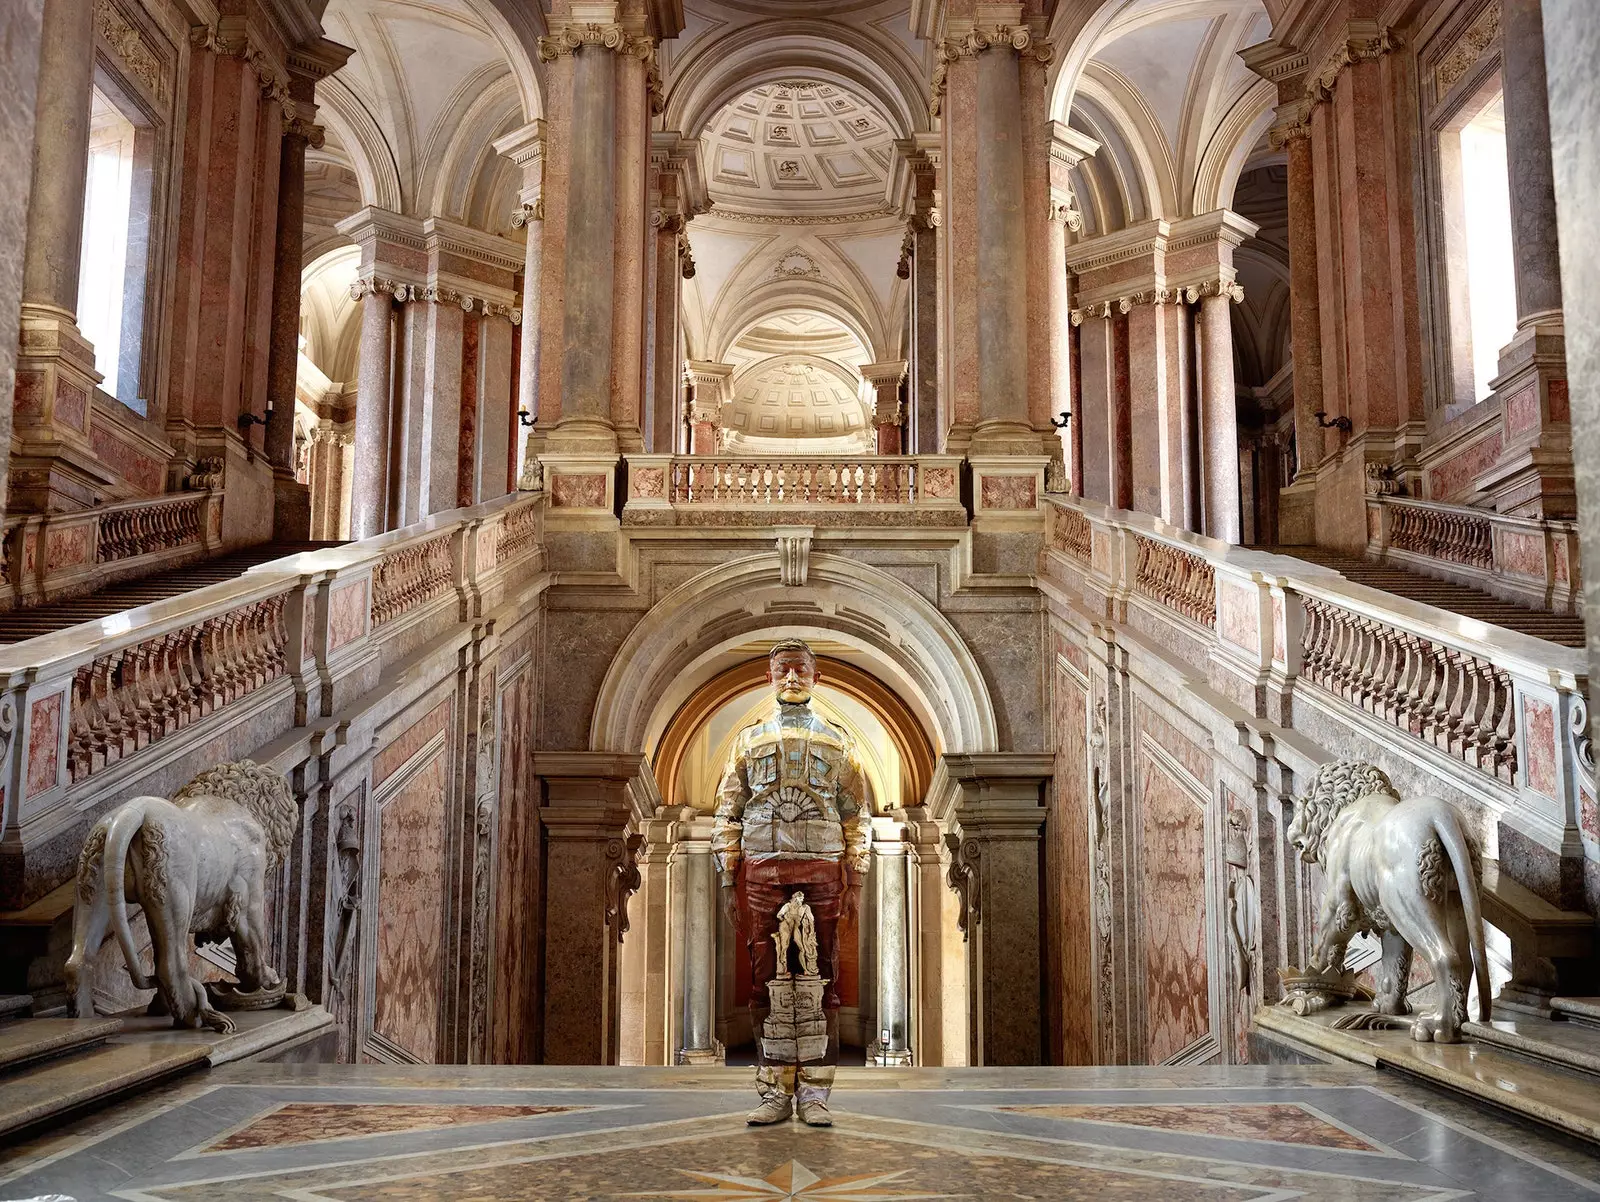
top-left (204, 1102), bottom-right (587, 1152)
top-left (997, 1102), bottom-right (1382, 1150)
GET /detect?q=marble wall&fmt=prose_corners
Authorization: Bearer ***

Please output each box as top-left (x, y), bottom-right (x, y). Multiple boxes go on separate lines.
top-left (1048, 657), bottom-right (1095, 1063)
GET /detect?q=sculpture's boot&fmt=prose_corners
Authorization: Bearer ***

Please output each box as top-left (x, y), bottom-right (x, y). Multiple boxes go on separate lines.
top-left (796, 1066), bottom-right (834, 1126)
top-left (747, 1065), bottom-right (795, 1125)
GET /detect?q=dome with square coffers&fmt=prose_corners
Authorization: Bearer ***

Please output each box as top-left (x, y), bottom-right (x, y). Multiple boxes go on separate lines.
top-left (700, 81), bottom-right (896, 218)
top-left (724, 355), bottom-right (870, 448)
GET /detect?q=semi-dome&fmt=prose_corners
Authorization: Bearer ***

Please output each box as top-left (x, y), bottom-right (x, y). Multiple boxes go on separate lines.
top-left (724, 355), bottom-right (870, 448)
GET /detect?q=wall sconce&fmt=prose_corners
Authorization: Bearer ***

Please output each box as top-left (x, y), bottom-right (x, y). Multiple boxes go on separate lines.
top-left (237, 412), bottom-right (268, 432)
top-left (1050, 409), bottom-right (1072, 430)
top-left (518, 408), bottom-right (537, 428)
top-left (1314, 410), bottom-right (1352, 433)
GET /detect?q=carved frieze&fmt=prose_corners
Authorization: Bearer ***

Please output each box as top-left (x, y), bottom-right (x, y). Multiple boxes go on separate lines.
top-left (95, 0), bottom-right (168, 102)
top-left (1436, 3), bottom-right (1501, 97)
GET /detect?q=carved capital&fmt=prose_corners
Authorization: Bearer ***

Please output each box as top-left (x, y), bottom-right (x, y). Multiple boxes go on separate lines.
top-left (1305, 23), bottom-right (1401, 105)
top-left (283, 115), bottom-right (325, 148)
top-left (930, 25), bottom-right (1053, 115)
top-left (509, 199), bottom-right (544, 228)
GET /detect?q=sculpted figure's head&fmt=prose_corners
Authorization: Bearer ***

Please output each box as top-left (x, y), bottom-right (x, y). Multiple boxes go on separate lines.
top-left (768, 639), bottom-right (818, 704)
top-left (1287, 760), bottom-right (1397, 866)
top-left (790, 890), bottom-right (805, 906)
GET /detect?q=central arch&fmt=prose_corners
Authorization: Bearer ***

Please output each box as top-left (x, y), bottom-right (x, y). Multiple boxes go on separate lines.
top-left (590, 554), bottom-right (999, 764)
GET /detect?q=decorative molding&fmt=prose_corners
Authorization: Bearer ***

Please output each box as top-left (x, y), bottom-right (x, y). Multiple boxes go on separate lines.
top-left (1070, 278), bottom-right (1244, 323)
top-left (282, 116), bottom-right (325, 148)
top-left (931, 25), bottom-right (1053, 115)
top-left (348, 277), bottom-right (520, 322)
top-left (775, 527), bottom-right (813, 587)
top-left (190, 21), bottom-right (295, 122)
top-left (509, 199), bottom-right (544, 227)
top-left (707, 204), bottom-right (901, 225)
top-left (944, 831), bottom-right (982, 937)
top-left (537, 23), bottom-right (664, 114)
top-left (95, 0), bottom-right (167, 102)
top-left (603, 833), bottom-right (644, 938)
top-left (1305, 23), bottom-right (1401, 105)
top-left (1435, 3), bottom-right (1501, 97)
top-left (771, 249), bottom-right (821, 280)
top-left (650, 210), bottom-right (685, 236)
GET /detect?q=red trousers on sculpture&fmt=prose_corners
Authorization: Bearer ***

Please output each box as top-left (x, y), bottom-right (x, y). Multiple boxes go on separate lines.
top-left (742, 857), bottom-right (845, 1086)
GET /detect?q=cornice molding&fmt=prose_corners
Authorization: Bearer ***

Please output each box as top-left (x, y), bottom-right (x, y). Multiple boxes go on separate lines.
top-left (349, 277), bottom-right (522, 323)
top-left (1070, 277), bottom-right (1245, 324)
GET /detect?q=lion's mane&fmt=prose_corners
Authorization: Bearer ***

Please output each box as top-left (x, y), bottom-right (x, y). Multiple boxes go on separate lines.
top-left (1292, 760), bottom-right (1397, 865)
top-left (174, 760), bottom-right (297, 866)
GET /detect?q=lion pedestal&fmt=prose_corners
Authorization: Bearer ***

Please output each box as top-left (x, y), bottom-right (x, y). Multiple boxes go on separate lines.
top-left (1285, 761), bottom-right (1491, 1043)
top-left (65, 761), bottom-right (296, 1035)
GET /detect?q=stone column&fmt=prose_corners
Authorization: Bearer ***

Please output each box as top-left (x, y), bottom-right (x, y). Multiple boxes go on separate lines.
top-left (1477, 0), bottom-right (1574, 518)
top-left (685, 361), bottom-right (731, 455)
top-left (349, 279), bottom-right (395, 539)
top-left (646, 133), bottom-right (701, 456)
top-left (868, 828), bottom-right (913, 1065)
top-left (905, 812), bottom-right (966, 1065)
top-left (474, 308), bottom-right (515, 503)
top-left (493, 121), bottom-right (544, 467)
top-left (942, 754), bottom-right (1051, 1066)
top-left (1198, 292), bottom-right (1241, 542)
top-left (534, 752), bottom-right (654, 1066)
top-left (1036, 125), bottom-right (1097, 475)
top-left (0, 0), bottom-right (41, 524)
top-left (264, 86), bottom-right (322, 539)
top-left (862, 361), bottom-right (908, 454)
top-left (677, 823), bottom-right (723, 1063)
top-left (901, 138), bottom-right (941, 454)
top-left (11, 0), bottom-right (109, 513)
top-left (1281, 116), bottom-right (1322, 541)
top-left (1541, 0), bottom-right (1600, 717)
top-left (973, 44), bottom-right (1029, 450)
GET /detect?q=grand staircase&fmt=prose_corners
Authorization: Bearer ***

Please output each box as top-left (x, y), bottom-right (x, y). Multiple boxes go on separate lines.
top-left (1257, 545), bottom-right (1587, 647)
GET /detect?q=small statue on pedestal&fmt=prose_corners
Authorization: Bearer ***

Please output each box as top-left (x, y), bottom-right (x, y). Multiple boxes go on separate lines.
top-left (772, 891), bottom-right (819, 977)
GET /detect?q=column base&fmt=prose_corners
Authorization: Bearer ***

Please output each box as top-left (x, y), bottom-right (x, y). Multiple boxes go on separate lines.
top-left (968, 419), bottom-right (1040, 456)
top-left (11, 306), bottom-right (113, 513)
top-left (865, 1041), bottom-right (913, 1067)
top-left (1276, 475), bottom-right (1317, 545)
top-left (676, 1042), bottom-right (727, 1066)
top-left (272, 471), bottom-right (312, 541)
top-left (544, 414), bottom-right (620, 455)
top-left (1478, 321), bottom-right (1574, 519)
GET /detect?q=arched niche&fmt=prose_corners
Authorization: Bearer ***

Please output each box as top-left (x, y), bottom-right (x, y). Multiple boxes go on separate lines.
top-left (653, 655), bottom-right (936, 814)
top-left (590, 554), bottom-right (999, 765)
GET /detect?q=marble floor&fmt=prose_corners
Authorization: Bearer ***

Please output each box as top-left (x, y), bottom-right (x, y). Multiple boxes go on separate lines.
top-left (2, 1064), bottom-right (1597, 1200)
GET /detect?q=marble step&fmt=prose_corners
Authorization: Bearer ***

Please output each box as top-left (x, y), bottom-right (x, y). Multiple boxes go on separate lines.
top-left (0, 995), bottom-right (32, 1021)
top-left (0, 1037), bottom-right (209, 1141)
top-left (0, 1017), bottom-right (122, 1074)
top-left (1553, 997), bottom-right (1600, 1030)
top-left (1464, 1016), bottom-right (1600, 1077)
top-left (1254, 1005), bottom-right (1600, 1145)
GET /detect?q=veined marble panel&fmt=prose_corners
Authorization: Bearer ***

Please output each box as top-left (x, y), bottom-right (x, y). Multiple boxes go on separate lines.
top-left (1051, 663), bottom-right (1095, 1063)
top-left (1140, 758), bottom-right (1210, 1064)
top-left (375, 751), bottom-right (450, 1062)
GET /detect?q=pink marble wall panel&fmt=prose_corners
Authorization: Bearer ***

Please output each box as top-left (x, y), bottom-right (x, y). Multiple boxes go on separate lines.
top-left (630, 467), bottom-right (664, 499)
top-left (921, 467), bottom-right (956, 500)
top-left (1580, 788), bottom-right (1597, 845)
top-left (91, 425), bottom-right (164, 493)
top-left (550, 473), bottom-right (606, 508)
top-left (1549, 379), bottom-right (1569, 422)
top-left (374, 749), bottom-right (449, 1062)
top-left (1053, 628), bottom-right (1087, 675)
top-left (1136, 700), bottom-right (1212, 787)
top-left (1496, 530), bottom-right (1545, 578)
top-left (55, 382), bottom-right (87, 431)
top-left (12, 371), bottom-right (42, 420)
top-left (1217, 580), bottom-right (1259, 652)
top-left (1140, 758), bottom-right (1209, 1064)
top-left (328, 580), bottom-right (370, 652)
top-left (476, 526), bottom-right (498, 571)
top-left (1428, 431), bottom-right (1502, 500)
top-left (23, 533), bottom-right (36, 574)
top-left (45, 525), bottom-right (89, 573)
top-left (1051, 668), bottom-right (1095, 1064)
top-left (1092, 530), bottom-right (1111, 575)
top-left (1505, 384), bottom-right (1540, 434)
top-left (1522, 697), bottom-right (1558, 798)
top-left (1271, 595), bottom-right (1287, 663)
top-left (25, 693), bottom-right (61, 799)
top-left (302, 595), bottom-right (315, 660)
top-left (1555, 540), bottom-right (1571, 586)
top-left (980, 475), bottom-right (1037, 511)
top-left (374, 696), bottom-right (453, 787)
top-left (1367, 505), bottom-right (1380, 541)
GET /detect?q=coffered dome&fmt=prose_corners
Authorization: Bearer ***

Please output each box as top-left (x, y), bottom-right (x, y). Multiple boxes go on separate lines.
top-left (724, 355), bottom-right (870, 448)
top-left (700, 81), bottom-right (896, 218)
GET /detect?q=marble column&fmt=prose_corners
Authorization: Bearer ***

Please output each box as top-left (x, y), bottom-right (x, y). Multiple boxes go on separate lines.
top-left (0, 0), bottom-right (41, 523)
top-left (677, 834), bottom-right (723, 1063)
top-left (11, 0), bottom-right (108, 513)
top-left (264, 89), bottom-right (321, 539)
top-left (972, 47), bottom-right (1030, 451)
top-left (350, 281), bottom-right (394, 539)
top-left (1198, 293), bottom-right (1241, 542)
top-left (1540, 0), bottom-right (1600, 715)
top-left (685, 361), bottom-right (731, 455)
top-left (474, 310), bottom-right (515, 503)
top-left (1036, 124), bottom-right (1097, 475)
top-left (1075, 314), bottom-right (1113, 505)
top-left (862, 361), bottom-right (908, 455)
top-left (553, 44), bottom-right (618, 450)
top-left (646, 132), bottom-right (701, 457)
top-left (1126, 301), bottom-right (1187, 524)
top-left (902, 138), bottom-right (941, 454)
top-left (1479, 0), bottom-right (1575, 518)
top-left (494, 120), bottom-right (545, 471)
top-left (1282, 118), bottom-right (1322, 541)
top-left (535, 753), bottom-right (653, 1066)
top-left (868, 834), bottom-right (912, 1065)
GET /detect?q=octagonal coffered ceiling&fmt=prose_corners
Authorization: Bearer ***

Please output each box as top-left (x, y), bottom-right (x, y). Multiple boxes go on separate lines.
top-left (701, 81), bottom-right (896, 217)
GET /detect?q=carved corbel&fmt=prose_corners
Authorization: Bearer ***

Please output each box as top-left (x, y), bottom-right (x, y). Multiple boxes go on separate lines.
top-left (603, 832), bottom-right (644, 939)
top-left (944, 831), bottom-right (982, 938)
top-left (775, 527), bottom-right (813, 587)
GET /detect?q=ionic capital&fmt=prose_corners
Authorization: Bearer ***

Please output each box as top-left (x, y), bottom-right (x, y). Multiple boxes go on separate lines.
top-left (510, 199), bottom-right (544, 228)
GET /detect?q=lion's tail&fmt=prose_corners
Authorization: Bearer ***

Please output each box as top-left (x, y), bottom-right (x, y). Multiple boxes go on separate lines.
top-left (101, 800), bottom-right (155, 990)
top-left (1436, 812), bottom-right (1491, 1022)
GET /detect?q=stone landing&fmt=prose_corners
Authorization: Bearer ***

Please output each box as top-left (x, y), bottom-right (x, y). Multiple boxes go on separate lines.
top-left (2, 1064), bottom-right (1597, 1200)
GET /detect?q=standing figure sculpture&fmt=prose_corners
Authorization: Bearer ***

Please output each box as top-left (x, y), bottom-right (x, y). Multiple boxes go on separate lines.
top-left (772, 890), bottom-right (820, 976)
top-left (714, 639), bottom-right (872, 1127)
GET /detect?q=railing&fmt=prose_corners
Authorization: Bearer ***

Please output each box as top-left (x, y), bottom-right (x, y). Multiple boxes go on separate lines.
top-left (621, 454), bottom-right (967, 520)
top-left (1133, 534), bottom-right (1216, 627)
top-left (95, 493), bottom-right (207, 564)
top-left (1368, 495), bottom-right (1581, 613)
top-left (1040, 493), bottom-right (1587, 830)
top-left (0, 487), bottom-right (545, 907)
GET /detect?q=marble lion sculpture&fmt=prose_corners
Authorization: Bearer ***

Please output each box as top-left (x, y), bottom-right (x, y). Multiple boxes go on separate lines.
top-left (65, 761), bottom-right (296, 1034)
top-left (1287, 760), bottom-right (1490, 1042)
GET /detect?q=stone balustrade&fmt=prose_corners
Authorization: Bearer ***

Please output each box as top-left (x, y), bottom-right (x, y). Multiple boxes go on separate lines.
top-left (0, 490), bottom-right (225, 609)
top-left (1042, 493), bottom-right (1590, 866)
top-left (620, 454), bottom-right (968, 526)
top-left (1367, 495), bottom-right (1581, 613)
top-left (0, 488), bottom-right (545, 909)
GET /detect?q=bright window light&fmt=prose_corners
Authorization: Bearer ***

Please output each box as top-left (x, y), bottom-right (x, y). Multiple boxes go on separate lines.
top-left (1457, 94), bottom-right (1516, 401)
top-left (78, 88), bottom-right (136, 398)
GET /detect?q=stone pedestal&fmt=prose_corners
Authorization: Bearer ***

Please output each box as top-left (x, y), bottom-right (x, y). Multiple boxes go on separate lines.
top-left (762, 974), bottom-right (829, 1064)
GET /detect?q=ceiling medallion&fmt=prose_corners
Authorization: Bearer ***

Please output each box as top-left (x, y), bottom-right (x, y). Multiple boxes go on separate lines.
top-left (772, 250), bottom-right (822, 280)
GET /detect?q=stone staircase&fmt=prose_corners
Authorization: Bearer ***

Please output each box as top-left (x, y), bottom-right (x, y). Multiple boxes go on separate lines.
top-left (0, 992), bottom-right (333, 1143)
top-left (1258, 546), bottom-right (1587, 647)
top-left (0, 540), bottom-right (340, 645)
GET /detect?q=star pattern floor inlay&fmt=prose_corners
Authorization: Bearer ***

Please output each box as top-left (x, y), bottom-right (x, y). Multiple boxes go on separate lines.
top-left (0, 1064), bottom-right (1595, 1201)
